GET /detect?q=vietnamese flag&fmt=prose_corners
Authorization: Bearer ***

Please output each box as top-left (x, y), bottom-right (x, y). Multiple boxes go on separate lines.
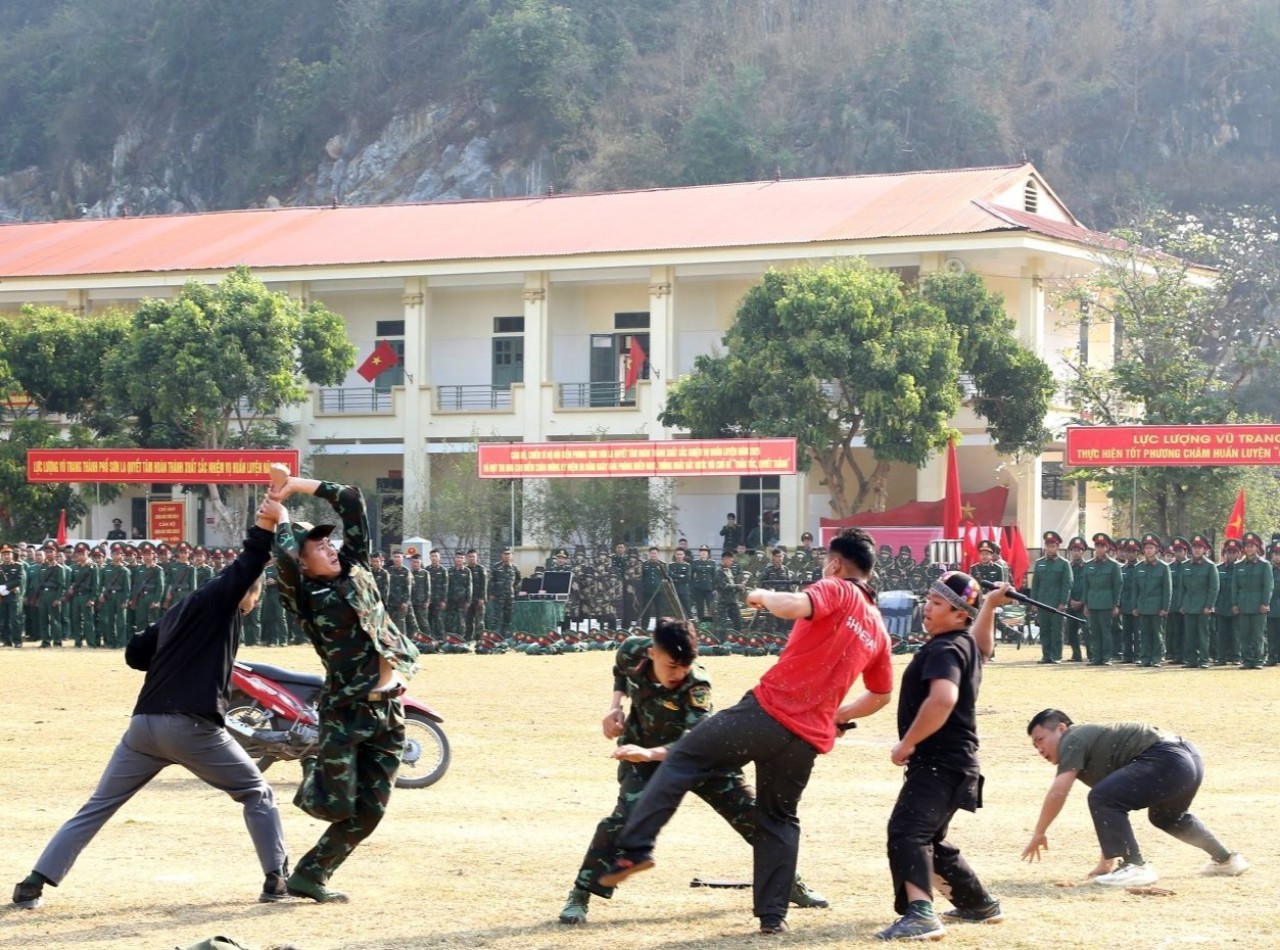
top-left (356, 340), bottom-right (400, 382)
top-left (1003, 524), bottom-right (1031, 588)
top-left (624, 337), bottom-right (647, 389)
top-left (1223, 489), bottom-right (1245, 540)
top-left (961, 521), bottom-right (979, 572)
top-left (942, 440), bottom-right (961, 539)
top-left (56, 508), bottom-right (67, 546)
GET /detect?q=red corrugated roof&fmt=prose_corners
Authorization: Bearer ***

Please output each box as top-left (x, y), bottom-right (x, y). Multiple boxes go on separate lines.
top-left (0, 164), bottom-right (1093, 279)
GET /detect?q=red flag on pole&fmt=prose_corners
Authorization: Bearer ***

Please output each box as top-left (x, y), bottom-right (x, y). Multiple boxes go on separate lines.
top-left (961, 521), bottom-right (979, 571)
top-left (1004, 524), bottom-right (1031, 588)
top-left (624, 337), bottom-right (647, 390)
top-left (356, 340), bottom-right (400, 383)
top-left (56, 508), bottom-right (67, 546)
top-left (1223, 489), bottom-right (1245, 540)
top-left (942, 440), bottom-right (961, 540)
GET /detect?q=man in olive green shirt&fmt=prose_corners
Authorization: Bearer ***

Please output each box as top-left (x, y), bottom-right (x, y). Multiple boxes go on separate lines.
top-left (1081, 533), bottom-right (1122, 666)
top-left (1232, 531), bottom-right (1273, 670)
top-left (1021, 709), bottom-right (1247, 888)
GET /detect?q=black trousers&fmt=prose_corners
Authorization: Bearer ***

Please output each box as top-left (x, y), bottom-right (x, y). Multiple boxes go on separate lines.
top-left (1086, 739), bottom-right (1228, 864)
top-left (886, 763), bottom-right (990, 914)
top-left (616, 691), bottom-right (816, 921)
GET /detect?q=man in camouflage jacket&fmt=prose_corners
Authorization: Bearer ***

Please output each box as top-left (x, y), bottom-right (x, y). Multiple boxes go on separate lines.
top-left (268, 468), bottom-right (419, 903)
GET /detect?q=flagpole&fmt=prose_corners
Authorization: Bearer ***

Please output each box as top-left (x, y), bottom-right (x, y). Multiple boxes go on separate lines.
top-left (1131, 468), bottom-right (1137, 536)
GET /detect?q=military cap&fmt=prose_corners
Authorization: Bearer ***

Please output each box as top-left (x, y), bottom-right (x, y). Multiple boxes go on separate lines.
top-left (110, 543), bottom-right (125, 552)
top-left (1140, 533), bottom-right (1162, 550)
top-left (42, 540), bottom-right (57, 551)
top-left (801, 532), bottom-right (814, 542)
top-left (291, 521), bottom-right (336, 547)
top-left (211, 548), bottom-right (225, 558)
top-left (1270, 541), bottom-right (1280, 557)
top-left (1223, 537), bottom-right (1242, 552)
top-left (90, 547), bottom-right (104, 558)
top-left (878, 544), bottom-right (893, 555)
top-left (1043, 530), bottom-right (1063, 545)
top-left (1243, 531), bottom-right (1264, 550)
top-left (0, 544), bottom-right (10, 553)
top-left (157, 542), bottom-right (171, 552)
top-left (1122, 538), bottom-right (1140, 553)
top-left (138, 541), bottom-right (155, 552)
top-left (898, 545), bottom-right (913, 557)
top-left (976, 539), bottom-right (999, 555)
top-left (1067, 535), bottom-right (1088, 551)
top-left (193, 545), bottom-right (207, 554)
top-left (62, 543), bottom-right (72, 551)
top-left (73, 541), bottom-right (90, 553)
top-left (1091, 532), bottom-right (1113, 548)
top-left (699, 544), bottom-right (711, 552)
top-left (111, 518), bottom-right (123, 525)
top-left (175, 541), bottom-right (191, 552)
top-left (554, 549), bottom-right (568, 558)
top-left (1169, 537), bottom-right (1189, 551)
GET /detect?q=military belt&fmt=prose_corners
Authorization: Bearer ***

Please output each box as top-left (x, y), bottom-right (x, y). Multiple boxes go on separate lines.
top-left (366, 685), bottom-right (406, 702)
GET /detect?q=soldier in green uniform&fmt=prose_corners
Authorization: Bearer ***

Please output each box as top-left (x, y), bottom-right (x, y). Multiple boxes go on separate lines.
top-left (465, 549), bottom-right (487, 641)
top-left (1232, 531), bottom-right (1273, 670)
top-left (488, 548), bottom-right (520, 637)
top-left (1030, 531), bottom-right (1073, 663)
top-left (34, 542), bottom-right (66, 647)
top-left (192, 546), bottom-right (215, 589)
top-left (718, 513), bottom-right (741, 553)
top-left (162, 542), bottom-right (196, 611)
top-left (593, 549), bottom-right (619, 632)
top-left (787, 532), bottom-right (815, 577)
top-left (1214, 538), bottom-right (1241, 665)
top-left (384, 550), bottom-right (413, 641)
top-left (968, 539), bottom-right (1009, 589)
top-left (0, 544), bottom-right (27, 647)
top-left (64, 542), bottom-right (99, 648)
top-left (131, 542), bottom-right (167, 628)
top-left (623, 551), bottom-right (642, 630)
top-left (1115, 539), bottom-right (1139, 662)
top-left (557, 620), bottom-right (827, 925)
top-left (426, 550), bottom-right (449, 641)
top-left (22, 547), bottom-right (41, 644)
top-left (757, 548), bottom-right (794, 636)
top-left (445, 552), bottom-right (472, 638)
top-left (260, 561), bottom-right (287, 647)
top-left (1165, 538), bottom-right (1189, 664)
top-left (1064, 536), bottom-right (1089, 661)
top-left (638, 548), bottom-right (668, 632)
top-left (567, 549), bottom-right (592, 633)
top-left (713, 551), bottom-right (742, 638)
top-left (408, 553), bottom-right (431, 640)
top-left (369, 551), bottom-right (390, 602)
top-left (1132, 534), bottom-right (1172, 667)
top-left (95, 543), bottom-right (132, 648)
top-left (1081, 533), bottom-right (1122, 666)
top-left (690, 545), bottom-right (717, 625)
top-left (666, 548), bottom-right (693, 621)
top-left (1267, 541), bottom-right (1280, 666)
top-left (1180, 535), bottom-right (1219, 668)
top-left (267, 470), bottom-right (419, 903)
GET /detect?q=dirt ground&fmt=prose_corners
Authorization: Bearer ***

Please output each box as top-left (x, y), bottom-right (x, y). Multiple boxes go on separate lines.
top-left (1, 643), bottom-right (1276, 950)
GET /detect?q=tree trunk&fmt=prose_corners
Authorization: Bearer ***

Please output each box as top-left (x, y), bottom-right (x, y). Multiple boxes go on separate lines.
top-left (205, 483), bottom-right (251, 544)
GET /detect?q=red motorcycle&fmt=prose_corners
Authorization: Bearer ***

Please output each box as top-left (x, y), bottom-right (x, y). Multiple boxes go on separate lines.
top-left (226, 660), bottom-right (451, 789)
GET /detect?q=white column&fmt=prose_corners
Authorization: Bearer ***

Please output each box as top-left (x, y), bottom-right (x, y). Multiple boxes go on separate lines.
top-left (401, 277), bottom-right (428, 533)
top-left (1016, 456), bottom-right (1044, 542)
top-left (522, 272), bottom-right (549, 442)
top-left (647, 266), bottom-right (674, 436)
top-left (779, 473), bottom-right (807, 547)
top-left (916, 448), bottom-right (947, 504)
top-left (1020, 261), bottom-right (1045, 350)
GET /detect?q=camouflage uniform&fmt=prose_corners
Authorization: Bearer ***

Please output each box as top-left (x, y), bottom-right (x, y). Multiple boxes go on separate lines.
top-left (426, 558), bottom-right (449, 641)
top-left (488, 557), bottom-right (521, 637)
top-left (409, 562), bottom-right (432, 640)
top-left (667, 555), bottom-right (693, 621)
top-left (713, 559), bottom-right (742, 637)
top-left (756, 557), bottom-right (793, 636)
top-left (591, 551), bottom-right (618, 630)
top-left (638, 557), bottom-right (668, 631)
top-left (273, 481), bottom-right (419, 889)
top-left (623, 555), bottom-right (642, 629)
top-left (260, 561), bottom-right (287, 647)
top-left (385, 559), bottom-right (413, 643)
top-left (690, 550), bottom-right (717, 623)
top-left (466, 557), bottom-right (488, 641)
top-left (567, 554), bottom-right (592, 627)
top-left (571, 636), bottom-right (755, 899)
top-left (445, 559), bottom-right (473, 637)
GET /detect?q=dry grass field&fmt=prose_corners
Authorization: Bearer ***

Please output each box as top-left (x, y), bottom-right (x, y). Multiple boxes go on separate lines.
top-left (1, 643), bottom-right (1277, 950)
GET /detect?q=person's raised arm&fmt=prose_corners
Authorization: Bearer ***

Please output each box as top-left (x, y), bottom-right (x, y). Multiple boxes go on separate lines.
top-left (269, 462), bottom-right (369, 565)
top-left (1022, 769), bottom-right (1078, 863)
top-left (973, 584), bottom-right (1014, 659)
top-left (746, 587), bottom-right (812, 620)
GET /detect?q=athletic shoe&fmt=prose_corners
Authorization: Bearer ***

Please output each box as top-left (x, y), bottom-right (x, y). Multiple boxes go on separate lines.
top-left (11, 880), bottom-right (42, 909)
top-left (597, 854), bottom-right (654, 888)
top-left (759, 915), bottom-right (789, 934)
top-left (286, 871), bottom-right (349, 903)
top-left (789, 875), bottom-right (830, 909)
top-left (1200, 852), bottom-right (1249, 877)
top-left (558, 887), bottom-right (590, 924)
top-left (875, 910), bottom-right (944, 941)
top-left (259, 859), bottom-right (291, 903)
top-left (942, 899), bottom-right (1004, 923)
top-left (1094, 862), bottom-right (1158, 887)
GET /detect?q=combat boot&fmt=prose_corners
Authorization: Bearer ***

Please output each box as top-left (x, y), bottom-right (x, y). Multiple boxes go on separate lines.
top-left (789, 874), bottom-right (830, 908)
top-left (558, 887), bottom-right (590, 924)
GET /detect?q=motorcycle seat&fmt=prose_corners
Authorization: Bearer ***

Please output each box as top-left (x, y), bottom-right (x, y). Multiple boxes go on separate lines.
top-left (239, 661), bottom-right (324, 691)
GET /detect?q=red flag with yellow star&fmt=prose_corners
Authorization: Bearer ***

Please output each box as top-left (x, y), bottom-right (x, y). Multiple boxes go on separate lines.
top-left (356, 340), bottom-right (399, 382)
top-left (1223, 489), bottom-right (1245, 540)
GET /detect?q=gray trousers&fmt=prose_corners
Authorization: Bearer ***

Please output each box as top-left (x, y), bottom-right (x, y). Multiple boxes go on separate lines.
top-left (34, 713), bottom-right (286, 885)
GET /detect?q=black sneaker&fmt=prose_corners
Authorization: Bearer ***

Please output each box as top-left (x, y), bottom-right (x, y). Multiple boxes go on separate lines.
top-left (260, 859), bottom-right (291, 903)
top-left (874, 910), bottom-right (944, 941)
top-left (942, 899), bottom-right (1004, 924)
top-left (12, 880), bottom-right (43, 909)
top-left (760, 915), bottom-right (789, 934)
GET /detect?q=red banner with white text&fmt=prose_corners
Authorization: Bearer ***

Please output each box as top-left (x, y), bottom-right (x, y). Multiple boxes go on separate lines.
top-left (478, 439), bottom-right (797, 478)
top-left (1066, 425), bottom-right (1280, 467)
top-left (27, 449), bottom-right (300, 484)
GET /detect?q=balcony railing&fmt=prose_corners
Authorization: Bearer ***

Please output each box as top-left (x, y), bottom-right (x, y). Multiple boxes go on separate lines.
top-left (317, 387), bottom-right (393, 414)
top-left (436, 385), bottom-right (513, 411)
top-left (557, 381), bottom-right (636, 409)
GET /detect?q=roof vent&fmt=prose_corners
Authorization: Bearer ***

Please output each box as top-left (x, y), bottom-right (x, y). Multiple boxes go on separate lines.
top-left (1024, 178), bottom-right (1038, 214)
top-left (943, 257), bottom-right (966, 275)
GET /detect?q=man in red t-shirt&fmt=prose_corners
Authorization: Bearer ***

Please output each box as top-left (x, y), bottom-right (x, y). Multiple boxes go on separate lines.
top-left (599, 527), bottom-right (894, 935)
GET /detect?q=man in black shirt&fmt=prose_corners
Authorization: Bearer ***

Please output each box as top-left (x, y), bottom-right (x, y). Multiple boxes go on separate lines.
top-left (12, 499), bottom-right (289, 910)
top-left (875, 571), bottom-right (1002, 942)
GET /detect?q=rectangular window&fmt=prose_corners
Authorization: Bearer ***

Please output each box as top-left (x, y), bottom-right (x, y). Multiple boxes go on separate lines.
top-left (376, 320), bottom-right (406, 336)
top-left (1040, 462), bottom-right (1072, 501)
top-left (492, 336), bottom-right (524, 389)
top-left (373, 339), bottom-right (406, 391)
top-left (614, 311), bottom-right (650, 330)
top-left (494, 316), bottom-right (524, 334)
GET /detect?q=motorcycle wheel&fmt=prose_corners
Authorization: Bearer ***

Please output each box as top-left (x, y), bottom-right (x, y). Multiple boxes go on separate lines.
top-left (224, 701), bottom-right (280, 774)
top-left (397, 711), bottom-right (451, 789)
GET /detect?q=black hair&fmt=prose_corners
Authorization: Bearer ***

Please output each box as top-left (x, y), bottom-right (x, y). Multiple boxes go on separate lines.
top-left (1027, 708), bottom-right (1073, 735)
top-left (828, 527), bottom-right (875, 574)
top-left (467, 548), bottom-right (477, 555)
top-left (652, 617), bottom-right (698, 665)
top-left (649, 546), bottom-right (659, 553)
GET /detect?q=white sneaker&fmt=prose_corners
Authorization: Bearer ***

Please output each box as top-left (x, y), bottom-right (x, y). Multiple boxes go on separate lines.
top-left (1094, 863), bottom-right (1159, 887)
top-left (1200, 853), bottom-right (1249, 877)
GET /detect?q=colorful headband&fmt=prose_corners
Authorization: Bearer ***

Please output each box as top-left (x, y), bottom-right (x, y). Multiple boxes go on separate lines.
top-left (931, 571), bottom-right (982, 617)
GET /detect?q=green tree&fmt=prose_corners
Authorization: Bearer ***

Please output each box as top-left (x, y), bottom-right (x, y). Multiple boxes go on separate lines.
top-left (660, 261), bottom-right (963, 518)
top-left (406, 446), bottom-right (520, 555)
top-left (102, 266), bottom-right (355, 539)
top-left (523, 476), bottom-right (676, 550)
top-left (1059, 212), bottom-right (1280, 536)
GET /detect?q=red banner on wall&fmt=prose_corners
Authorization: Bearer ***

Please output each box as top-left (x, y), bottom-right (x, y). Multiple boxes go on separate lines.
top-left (149, 501), bottom-right (185, 545)
top-left (1066, 425), bottom-right (1280, 467)
top-left (27, 449), bottom-right (300, 483)
top-left (478, 439), bottom-right (797, 478)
